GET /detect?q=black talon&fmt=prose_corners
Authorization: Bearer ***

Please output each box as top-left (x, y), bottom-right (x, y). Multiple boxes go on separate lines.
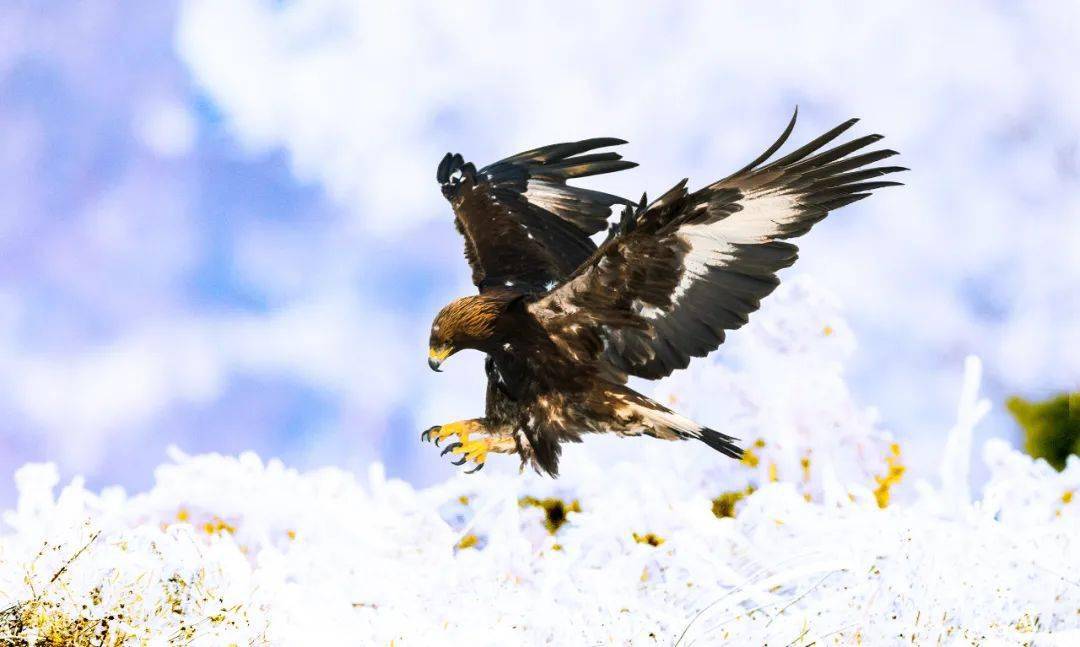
top-left (420, 426), bottom-right (439, 443)
top-left (464, 463), bottom-right (484, 474)
top-left (451, 456), bottom-right (467, 466)
top-left (440, 442), bottom-right (462, 457)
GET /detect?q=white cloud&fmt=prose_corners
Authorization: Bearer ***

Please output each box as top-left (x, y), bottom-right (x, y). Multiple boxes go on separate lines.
top-left (173, 0), bottom-right (1080, 462)
top-left (0, 292), bottom-right (416, 472)
top-left (132, 97), bottom-right (196, 158)
top-left (4, 0), bottom-right (1077, 491)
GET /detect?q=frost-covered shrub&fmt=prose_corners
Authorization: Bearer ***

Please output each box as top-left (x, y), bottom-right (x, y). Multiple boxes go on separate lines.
top-left (1, 279), bottom-right (1078, 645)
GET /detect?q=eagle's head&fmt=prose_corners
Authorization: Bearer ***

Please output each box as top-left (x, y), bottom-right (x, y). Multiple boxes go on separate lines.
top-left (428, 295), bottom-right (505, 371)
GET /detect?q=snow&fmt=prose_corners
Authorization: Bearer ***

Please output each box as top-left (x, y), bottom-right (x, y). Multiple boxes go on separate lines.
top-left (2, 279), bottom-right (1078, 645)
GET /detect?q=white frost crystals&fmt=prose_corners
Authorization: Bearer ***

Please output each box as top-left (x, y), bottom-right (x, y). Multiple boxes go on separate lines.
top-left (2, 280), bottom-right (1079, 645)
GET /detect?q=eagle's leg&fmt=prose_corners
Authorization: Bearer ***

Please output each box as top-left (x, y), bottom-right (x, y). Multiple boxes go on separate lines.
top-left (420, 418), bottom-right (516, 473)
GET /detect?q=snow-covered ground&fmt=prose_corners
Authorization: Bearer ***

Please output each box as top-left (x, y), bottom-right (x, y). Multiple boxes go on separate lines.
top-left (2, 280), bottom-right (1077, 645)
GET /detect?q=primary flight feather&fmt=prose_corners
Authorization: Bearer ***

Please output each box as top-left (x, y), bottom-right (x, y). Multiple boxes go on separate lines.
top-left (423, 110), bottom-right (904, 476)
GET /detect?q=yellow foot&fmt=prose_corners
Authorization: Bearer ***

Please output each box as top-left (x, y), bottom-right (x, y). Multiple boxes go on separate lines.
top-left (420, 422), bottom-right (488, 473)
top-left (442, 439), bottom-right (489, 474)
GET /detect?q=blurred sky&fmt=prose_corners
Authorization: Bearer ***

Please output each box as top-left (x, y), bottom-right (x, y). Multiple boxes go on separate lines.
top-left (1, 1), bottom-right (1078, 502)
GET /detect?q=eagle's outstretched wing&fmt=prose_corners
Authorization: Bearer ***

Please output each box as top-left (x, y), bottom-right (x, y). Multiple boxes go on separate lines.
top-left (530, 110), bottom-right (905, 380)
top-left (437, 139), bottom-right (636, 293)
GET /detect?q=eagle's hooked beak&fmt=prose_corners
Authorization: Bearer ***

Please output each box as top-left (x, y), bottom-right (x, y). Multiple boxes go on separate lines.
top-left (428, 345), bottom-right (452, 372)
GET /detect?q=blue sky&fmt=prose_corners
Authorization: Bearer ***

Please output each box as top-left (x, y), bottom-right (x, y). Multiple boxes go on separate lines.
top-left (1, 1), bottom-right (1077, 501)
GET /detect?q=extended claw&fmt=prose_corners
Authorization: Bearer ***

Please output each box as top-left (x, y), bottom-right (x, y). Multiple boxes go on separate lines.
top-left (421, 425), bottom-right (458, 446)
top-left (449, 439), bottom-right (489, 473)
top-left (424, 424), bottom-right (491, 473)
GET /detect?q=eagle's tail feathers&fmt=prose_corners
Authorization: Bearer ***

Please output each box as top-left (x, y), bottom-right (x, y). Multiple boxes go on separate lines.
top-left (628, 400), bottom-right (743, 460)
top-left (696, 426), bottom-right (743, 460)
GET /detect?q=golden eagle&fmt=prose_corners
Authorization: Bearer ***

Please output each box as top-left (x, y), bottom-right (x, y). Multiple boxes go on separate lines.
top-left (423, 111), bottom-right (903, 476)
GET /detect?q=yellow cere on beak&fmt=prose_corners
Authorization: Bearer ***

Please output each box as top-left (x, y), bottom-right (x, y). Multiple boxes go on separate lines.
top-left (428, 345), bottom-right (452, 372)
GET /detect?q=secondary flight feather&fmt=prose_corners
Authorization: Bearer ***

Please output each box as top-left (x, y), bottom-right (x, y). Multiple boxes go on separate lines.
top-left (423, 110), bottom-right (905, 476)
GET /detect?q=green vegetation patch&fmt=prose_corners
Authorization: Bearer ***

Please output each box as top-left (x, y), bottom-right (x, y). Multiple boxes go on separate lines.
top-left (1008, 392), bottom-right (1080, 471)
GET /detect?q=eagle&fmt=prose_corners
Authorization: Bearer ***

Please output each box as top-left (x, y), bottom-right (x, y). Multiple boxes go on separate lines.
top-left (422, 110), bottom-right (903, 476)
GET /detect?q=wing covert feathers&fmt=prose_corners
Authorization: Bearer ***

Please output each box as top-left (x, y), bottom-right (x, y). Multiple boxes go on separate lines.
top-left (532, 111), bottom-right (905, 380)
top-left (438, 138), bottom-right (636, 293)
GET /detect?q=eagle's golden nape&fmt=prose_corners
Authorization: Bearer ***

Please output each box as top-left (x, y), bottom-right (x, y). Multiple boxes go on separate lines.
top-left (424, 109), bottom-right (904, 477)
top-left (427, 294), bottom-right (509, 370)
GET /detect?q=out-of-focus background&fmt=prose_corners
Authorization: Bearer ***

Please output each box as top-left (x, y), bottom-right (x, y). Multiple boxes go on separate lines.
top-left (1, 1), bottom-right (1077, 503)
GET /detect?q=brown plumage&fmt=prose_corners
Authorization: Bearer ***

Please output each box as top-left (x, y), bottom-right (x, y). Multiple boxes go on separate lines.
top-left (423, 110), bottom-right (905, 476)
